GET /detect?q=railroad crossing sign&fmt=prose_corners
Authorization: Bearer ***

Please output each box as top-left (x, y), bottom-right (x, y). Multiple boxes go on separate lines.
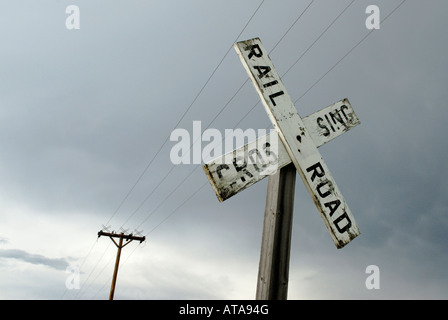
top-left (203, 38), bottom-right (360, 249)
top-left (203, 98), bottom-right (360, 202)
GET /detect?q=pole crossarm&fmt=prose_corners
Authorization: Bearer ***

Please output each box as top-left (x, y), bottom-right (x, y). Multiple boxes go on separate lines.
top-left (97, 231), bottom-right (146, 247)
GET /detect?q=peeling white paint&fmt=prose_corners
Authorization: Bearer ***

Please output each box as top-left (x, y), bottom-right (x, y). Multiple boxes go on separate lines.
top-left (232, 38), bottom-right (360, 248)
top-left (203, 99), bottom-right (360, 202)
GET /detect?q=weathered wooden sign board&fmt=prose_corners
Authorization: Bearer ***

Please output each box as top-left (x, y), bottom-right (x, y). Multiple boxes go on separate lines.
top-left (203, 99), bottom-right (360, 202)
top-left (203, 38), bottom-right (360, 249)
top-left (235, 38), bottom-right (359, 248)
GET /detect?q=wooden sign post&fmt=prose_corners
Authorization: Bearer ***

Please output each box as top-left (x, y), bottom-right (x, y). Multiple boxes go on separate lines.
top-left (203, 38), bottom-right (361, 299)
top-left (256, 162), bottom-right (296, 300)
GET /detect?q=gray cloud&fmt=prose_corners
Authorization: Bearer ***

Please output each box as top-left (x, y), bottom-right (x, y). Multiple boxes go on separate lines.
top-left (0, 249), bottom-right (69, 271)
top-left (0, 0), bottom-right (447, 299)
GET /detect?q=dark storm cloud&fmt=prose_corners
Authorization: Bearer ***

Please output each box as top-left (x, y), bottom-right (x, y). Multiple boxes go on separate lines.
top-left (1, 0), bottom-right (448, 299)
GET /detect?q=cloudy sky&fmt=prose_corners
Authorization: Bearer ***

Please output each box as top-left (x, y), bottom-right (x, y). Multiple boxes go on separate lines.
top-left (0, 0), bottom-right (447, 300)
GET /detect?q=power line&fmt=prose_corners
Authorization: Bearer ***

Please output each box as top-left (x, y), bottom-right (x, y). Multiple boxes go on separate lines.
top-left (85, 253), bottom-right (117, 300)
top-left (112, 2), bottom-right (410, 300)
top-left (60, 238), bottom-right (98, 299)
top-left (282, 0), bottom-right (356, 79)
top-left (230, 0), bottom-right (357, 133)
top-left (294, 0), bottom-right (408, 104)
top-left (104, 0), bottom-right (266, 228)
top-left (82, 1), bottom-right (408, 299)
top-left (74, 2), bottom-right (266, 299)
top-left (74, 242), bottom-right (114, 299)
top-left (112, 0), bottom-right (314, 231)
top-left (131, 0), bottom-right (409, 240)
top-left (127, 0), bottom-right (317, 232)
top-left (270, 0), bottom-right (315, 53)
top-left (146, 183), bottom-right (208, 237)
top-left (112, 1), bottom-right (266, 230)
top-left (83, 3), bottom-right (319, 297)
top-left (119, 165), bottom-right (176, 228)
top-left (135, 165), bottom-right (201, 230)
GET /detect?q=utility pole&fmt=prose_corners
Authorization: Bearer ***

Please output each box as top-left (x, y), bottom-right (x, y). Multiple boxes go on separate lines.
top-left (97, 230), bottom-right (146, 300)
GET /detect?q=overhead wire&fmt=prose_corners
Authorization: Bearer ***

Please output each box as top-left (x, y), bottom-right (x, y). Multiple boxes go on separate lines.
top-left (84, 1), bottom-right (318, 299)
top-left (123, 0), bottom-right (408, 256)
top-left (60, 237), bottom-right (98, 299)
top-left (73, 0), bottom-right (267, 299)
top-left (74, 242), bottom-right (114, 299)
top-left (234, 0), bottom-right (358, 134)
top-left (126, 0), bottom-right (317, 233)
top-left (282, 0), bottom-right (356, 79)
top-left (108, 0), bottom-right (266, 230)
top-left (294, 0), bottom-right (407, 104)
top-left (81, 0), bottom-right (408, 299)
top-left (114, 0), bottom-right (316, 232)
top-left (104, 0), bottom-right (266, 229)
top-left (85, 251), bottom-right (117, 300)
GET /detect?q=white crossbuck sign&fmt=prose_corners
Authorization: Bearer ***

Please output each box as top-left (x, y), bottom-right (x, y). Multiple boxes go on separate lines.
top-left (203, 38), bottom-right (360, 248)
